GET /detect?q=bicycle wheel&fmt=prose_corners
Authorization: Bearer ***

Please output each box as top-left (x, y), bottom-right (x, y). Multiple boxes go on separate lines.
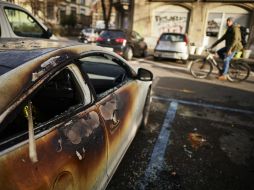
top-left (228, 62), bottom-right (250, 82)
top-left (190, 58), bottom-right (212, 78)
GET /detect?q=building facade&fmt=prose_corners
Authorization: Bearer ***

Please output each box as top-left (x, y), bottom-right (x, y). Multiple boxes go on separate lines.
top-left (133, 0), bottom-right (254, 51)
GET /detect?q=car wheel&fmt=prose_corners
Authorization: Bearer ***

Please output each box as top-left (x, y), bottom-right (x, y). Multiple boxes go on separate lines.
top-left (124, 47), bottom-right (133, 60)
top-left (141, 87), bottom-right (151, 128)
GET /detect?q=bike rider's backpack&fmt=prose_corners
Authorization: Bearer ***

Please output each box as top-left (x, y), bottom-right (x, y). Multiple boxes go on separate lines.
top-left (239, 26), bottom-right (249, 48)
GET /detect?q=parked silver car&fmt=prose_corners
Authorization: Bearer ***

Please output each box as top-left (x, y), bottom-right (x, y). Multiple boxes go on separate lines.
top-left (0, 0), bottom-right (53, 39)
top-left (153, 33), bottom-right (189, 63)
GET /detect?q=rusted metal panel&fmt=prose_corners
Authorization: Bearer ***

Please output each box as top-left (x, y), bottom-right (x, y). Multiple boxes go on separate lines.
top-left (0, 106), bottom-right (108, 190)
top-left (97, 81), bottom-right (140, 176)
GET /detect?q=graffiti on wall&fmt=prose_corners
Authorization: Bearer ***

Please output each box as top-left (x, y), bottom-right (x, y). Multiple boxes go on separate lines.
top-left (152, 12), bottom-right (188, 36)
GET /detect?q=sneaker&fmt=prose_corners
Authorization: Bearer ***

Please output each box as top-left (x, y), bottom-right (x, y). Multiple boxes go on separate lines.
top-left (218, 75), bottom-right (227, 81)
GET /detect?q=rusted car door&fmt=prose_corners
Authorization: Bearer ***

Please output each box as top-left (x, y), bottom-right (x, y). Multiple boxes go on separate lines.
top-left (97, 83), bottom-right (139, 176)
top-left (0, 64), bottom-right (108, 190)
top-left (78, 53), bottom-right (142, 177)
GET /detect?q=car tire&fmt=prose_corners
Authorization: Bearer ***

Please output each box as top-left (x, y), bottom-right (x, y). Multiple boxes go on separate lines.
top-left (124, 47), bottom-right (133, 60)
top-left (141, 87), bottom-right (151, 128)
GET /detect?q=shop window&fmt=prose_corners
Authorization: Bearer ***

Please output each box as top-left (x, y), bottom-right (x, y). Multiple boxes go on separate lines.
top-left (206, 13), bottom-right (250, 38)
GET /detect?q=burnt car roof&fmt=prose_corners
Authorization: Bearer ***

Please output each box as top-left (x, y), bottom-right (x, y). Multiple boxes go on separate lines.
top-left (0, 38), bottom-right (89, 75)
top-left (0, 39), bottom-right (113, 117)
top-left (0, 38), bottom-right (81, 49)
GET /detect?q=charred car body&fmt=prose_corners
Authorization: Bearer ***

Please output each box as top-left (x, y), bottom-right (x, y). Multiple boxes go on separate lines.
top-left (0, 39), bottom-right (153, 190)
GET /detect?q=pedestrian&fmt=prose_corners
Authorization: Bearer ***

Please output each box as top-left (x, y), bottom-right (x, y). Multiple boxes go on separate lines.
top-left (211, 17), bottom-right (243, 80)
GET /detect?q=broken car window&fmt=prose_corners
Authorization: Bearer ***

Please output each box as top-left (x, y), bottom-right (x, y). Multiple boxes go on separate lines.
top-left (0, 68), bottom-right (83, 149)
top-left (79, 54), bottom-right (128, 96)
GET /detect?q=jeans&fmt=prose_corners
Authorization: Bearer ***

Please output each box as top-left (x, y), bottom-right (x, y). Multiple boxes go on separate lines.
top-left (217, 47), bottom-right (236, 75)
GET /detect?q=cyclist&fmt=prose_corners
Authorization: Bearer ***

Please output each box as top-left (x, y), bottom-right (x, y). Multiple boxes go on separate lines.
top-left (211, 17), bottom-right (243, 81)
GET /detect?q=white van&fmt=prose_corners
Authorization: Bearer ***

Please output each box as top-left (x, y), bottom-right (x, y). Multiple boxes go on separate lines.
top-left (0, 1), bottom-right (53, 39)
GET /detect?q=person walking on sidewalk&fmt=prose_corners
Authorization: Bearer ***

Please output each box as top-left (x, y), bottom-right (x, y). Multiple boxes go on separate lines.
top-left (211, 17), bottom-right (243, 81)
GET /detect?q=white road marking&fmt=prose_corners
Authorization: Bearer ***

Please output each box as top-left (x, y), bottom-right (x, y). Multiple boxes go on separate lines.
top-left (139, 101), bottom-right (178, 189)
top-left (152, 96), bottom-right (254, 114)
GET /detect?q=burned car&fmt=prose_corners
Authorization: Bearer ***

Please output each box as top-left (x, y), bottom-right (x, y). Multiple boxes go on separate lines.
top-left (0, 39), bottom-right (153, 190)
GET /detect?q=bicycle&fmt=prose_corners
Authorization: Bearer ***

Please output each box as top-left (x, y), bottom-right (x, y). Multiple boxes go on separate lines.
top-left (189, 49), bottom-right (250, 82)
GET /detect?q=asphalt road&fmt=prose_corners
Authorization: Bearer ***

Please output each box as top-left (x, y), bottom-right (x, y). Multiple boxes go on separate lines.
top-left (106, 57), bottom-right (254, 190)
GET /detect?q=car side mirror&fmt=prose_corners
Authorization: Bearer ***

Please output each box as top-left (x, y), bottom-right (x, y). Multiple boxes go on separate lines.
top-left (42, 28), bottom-right (53, 39)
top-left (137, 68), bottom-right (153, 81)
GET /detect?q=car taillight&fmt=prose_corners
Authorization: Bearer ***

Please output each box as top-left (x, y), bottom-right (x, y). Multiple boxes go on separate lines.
top-left (184, 35), bottom-right (188, 45)
top-left (115, 38), bottom-right (127, 45)
top-left (96, 37), bottom-right (104, 42)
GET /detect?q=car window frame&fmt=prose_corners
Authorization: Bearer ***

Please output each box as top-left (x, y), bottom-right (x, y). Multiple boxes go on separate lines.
top-left (77, 51), bottom-right (136, 100)
top-left (3, 6), bottom-right (47, 38)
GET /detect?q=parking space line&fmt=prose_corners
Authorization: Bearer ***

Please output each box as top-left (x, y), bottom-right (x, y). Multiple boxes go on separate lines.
top-left (152, 96), bottom-right (254, 114)
top-left (139, 101), bottom-right (178, 189)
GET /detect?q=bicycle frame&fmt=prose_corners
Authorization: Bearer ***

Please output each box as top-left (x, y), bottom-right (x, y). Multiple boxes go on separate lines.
top-left (190, 49), bottom-right (250, 82)
top-left (204, 52), bottom-right (222, 72)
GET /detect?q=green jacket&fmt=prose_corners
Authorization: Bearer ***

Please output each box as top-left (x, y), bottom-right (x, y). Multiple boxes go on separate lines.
top-left (213, 25), bottom-right (243, 52)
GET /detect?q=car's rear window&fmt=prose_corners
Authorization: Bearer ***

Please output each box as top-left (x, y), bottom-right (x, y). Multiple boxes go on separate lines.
top-left (160, 34), bottom-right (185, 42)
top-left (100, 30), bottom-right (125, 38)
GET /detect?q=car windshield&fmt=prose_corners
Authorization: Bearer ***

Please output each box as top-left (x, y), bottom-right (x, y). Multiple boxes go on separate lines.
top-left (160, 34), bottom-right (185, 42)
top-left (100, 30), bottom-right (125, 38)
